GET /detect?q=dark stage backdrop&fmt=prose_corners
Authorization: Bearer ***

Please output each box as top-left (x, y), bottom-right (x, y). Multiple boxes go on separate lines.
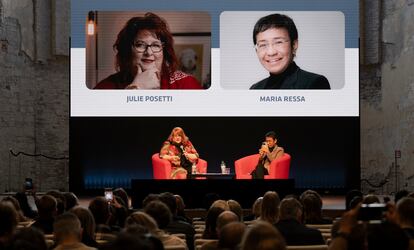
top-left (69, 117), bottom-right (359, 193)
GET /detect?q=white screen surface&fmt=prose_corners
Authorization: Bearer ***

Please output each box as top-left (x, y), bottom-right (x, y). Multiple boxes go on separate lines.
top-left (71, 10), bottom-right (358, 117)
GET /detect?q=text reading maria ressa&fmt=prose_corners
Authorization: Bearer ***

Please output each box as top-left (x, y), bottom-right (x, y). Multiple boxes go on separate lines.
top-left (260, 95), bottom-right (306, 102)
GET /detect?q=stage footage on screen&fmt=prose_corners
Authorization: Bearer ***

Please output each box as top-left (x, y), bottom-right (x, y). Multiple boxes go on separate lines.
top-left (85, 11), bottom-right (211, 90)
top-left (220, 11), bottom-right (344, 89)
top-left (70, 117), bottom-right (359, 190)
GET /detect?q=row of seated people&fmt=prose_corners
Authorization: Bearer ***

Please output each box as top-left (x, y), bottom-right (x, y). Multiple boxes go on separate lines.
top-left (153, 128), bottom-right (291, 180)
top-left (1, 188), bottom-right (414, 250)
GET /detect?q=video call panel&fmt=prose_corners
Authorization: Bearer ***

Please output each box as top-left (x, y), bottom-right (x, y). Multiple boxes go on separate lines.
top-left (71, 0), bottom-right (359, 117)
top-left (70, 0), bottom-right (359, 189)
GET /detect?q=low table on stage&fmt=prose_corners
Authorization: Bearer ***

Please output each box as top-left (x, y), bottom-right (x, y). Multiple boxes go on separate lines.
top-left (188, 173), bottom-right (236, 179)
top-left (131, 178), bottom-right (294, 208)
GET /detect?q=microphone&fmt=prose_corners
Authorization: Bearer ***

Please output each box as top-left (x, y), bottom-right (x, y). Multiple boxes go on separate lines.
top-left (180, 145), bottom-right (186, 157)
top-left (180, 145), bottom-right (189, 161)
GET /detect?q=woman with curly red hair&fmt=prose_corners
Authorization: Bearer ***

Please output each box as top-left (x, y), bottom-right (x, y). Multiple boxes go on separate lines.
top-left (95, 13), bottom-right (202, 90)
top-left (160, 127), bottom-right (199, 179)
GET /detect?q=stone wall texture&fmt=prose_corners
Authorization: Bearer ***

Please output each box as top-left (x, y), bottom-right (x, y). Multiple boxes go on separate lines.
top-left (0, 0), bottom-right (69, 192)
top-left (360, 0), bottom-right (414, 193)
top-left (0, 0), bottom-right (413, 194)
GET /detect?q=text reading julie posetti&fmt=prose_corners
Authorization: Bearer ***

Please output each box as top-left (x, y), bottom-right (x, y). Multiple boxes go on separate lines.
top-left (127, 95), bottom-right (173, 103)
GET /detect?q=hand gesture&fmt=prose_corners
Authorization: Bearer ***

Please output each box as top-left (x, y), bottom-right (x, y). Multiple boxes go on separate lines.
top-left (110, 196), bottom-right (123, 209)
top-left (126, 64), bottom-right (160, 89)
top-left (260, 143), bottom-right (269, 154)
top-left (338, 203), bottom-right (360, 234)
top-left (259, 148), bottom-right (266, 157)
top-left (384, 202), bottom-right (397, 224)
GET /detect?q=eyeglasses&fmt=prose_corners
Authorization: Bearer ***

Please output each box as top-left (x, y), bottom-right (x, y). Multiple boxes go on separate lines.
top-left (255, 39), bottom-right (290, 52)
top-left (133, 41), bottom-right (164, 53)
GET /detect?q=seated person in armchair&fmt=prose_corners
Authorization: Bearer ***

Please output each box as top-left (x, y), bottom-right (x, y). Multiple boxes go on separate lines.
top-left (251, 131), bottom-right (284, 179)
top-left (160, 127), bottom-right (199, 179)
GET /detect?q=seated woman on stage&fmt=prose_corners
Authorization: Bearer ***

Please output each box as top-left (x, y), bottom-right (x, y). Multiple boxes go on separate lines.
top-left (251, 131), bottom-right (284, 179)
top-left (160, 127), bottom-right (199, 179)
top-left (95, 12), bottom-right (202, 89)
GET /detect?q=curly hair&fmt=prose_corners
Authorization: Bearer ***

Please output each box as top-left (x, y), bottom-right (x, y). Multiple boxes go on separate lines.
top-left (114, 12), bottom-right (178, 83)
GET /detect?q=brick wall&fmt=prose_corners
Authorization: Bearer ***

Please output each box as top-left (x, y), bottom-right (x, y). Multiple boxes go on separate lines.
top-left (0, 0), bottom-right (69, 192)
top-left (360, 0), bottom-right (414, 193)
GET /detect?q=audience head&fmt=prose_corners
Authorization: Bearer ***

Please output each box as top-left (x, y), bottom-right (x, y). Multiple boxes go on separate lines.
top-left (363, 194), bottom-right (381, 205)
top-left (113, 188), bottom-right (129, 209)
top-left (36, 195), bottom-right (57, 219)
top-left (241, 221), bottom-right (286, 250)
top-left (2, 197), bottom-right (21, 213)
top-left (11, 227), bottom-right (48, 250)
top-left (143, 200), bottom-right (172, 229)
top-left (396, 197), bottom-right (414, 227)
top-left (53, 212), bottom-right (82, 244)
top-left (203, 206), bottom-right (225, 239)
top-left (210, 199), bottom-right (230, 210)
top-left (142, 194), bottom-right (160, 208)
top-left (345, 189), bottom-right (363, 210)
top-left (218, 222), bottom-right (246, 249)
top-left (45, 190), bottom-right (66, 214)
top-left (227, 199), bottom-right (243, 221)
top-left (64, 192), bottom-right (79, 211)
top-left (2, 196), bottom-right (25, 222)
top-left (349, 196), bottom-right (363, 210)
top-left (70, 206), bottom-right (96, 241)
top-left (279, 197), bottom-right (303, 222)
top-left (88, 197), bottom-right (110, 225)
top-left (125, 211), bottom-right (159, 233)
top-left (158, 192), bottom-right (178, 215)
top-left (216, 211), bottom-right (239, 234)
top-left (252, 197), bottom-right (263, 219)
top-left (0, 202), bottom-right (17, 240)
top-left (299, 191), bottom-right (323, 223)
top-left (394, 190), bottom-right (409, 204)
top-left (174, 194), bottom-right (186, 214)
top-left (261, 191), bottom-right (280, 224)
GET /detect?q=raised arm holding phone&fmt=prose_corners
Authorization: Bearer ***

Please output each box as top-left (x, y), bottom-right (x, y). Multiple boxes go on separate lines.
top-left (251, 131), bottom-right (284, 179)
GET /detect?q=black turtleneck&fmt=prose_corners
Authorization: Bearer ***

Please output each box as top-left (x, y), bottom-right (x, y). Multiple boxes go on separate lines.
top-left (264, 61), bottom-right (298, 89)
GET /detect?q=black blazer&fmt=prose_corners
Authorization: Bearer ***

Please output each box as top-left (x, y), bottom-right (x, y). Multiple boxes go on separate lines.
top-left (250, 63), bottom-right (331, 89)
top-left (274, 219), bottom-right (325, 246)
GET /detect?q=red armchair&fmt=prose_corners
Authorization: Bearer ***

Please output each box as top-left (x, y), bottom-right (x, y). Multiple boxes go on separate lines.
top-left (152, 153), bottom-right (208, 179)
top-left (234, 153), bottom-right (291, 179)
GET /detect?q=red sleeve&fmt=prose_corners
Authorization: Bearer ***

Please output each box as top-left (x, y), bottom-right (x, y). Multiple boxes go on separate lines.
top-left (178, 75), bottom-right (203, 89)
top-left (163, 71), bottom-right (203, 89)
